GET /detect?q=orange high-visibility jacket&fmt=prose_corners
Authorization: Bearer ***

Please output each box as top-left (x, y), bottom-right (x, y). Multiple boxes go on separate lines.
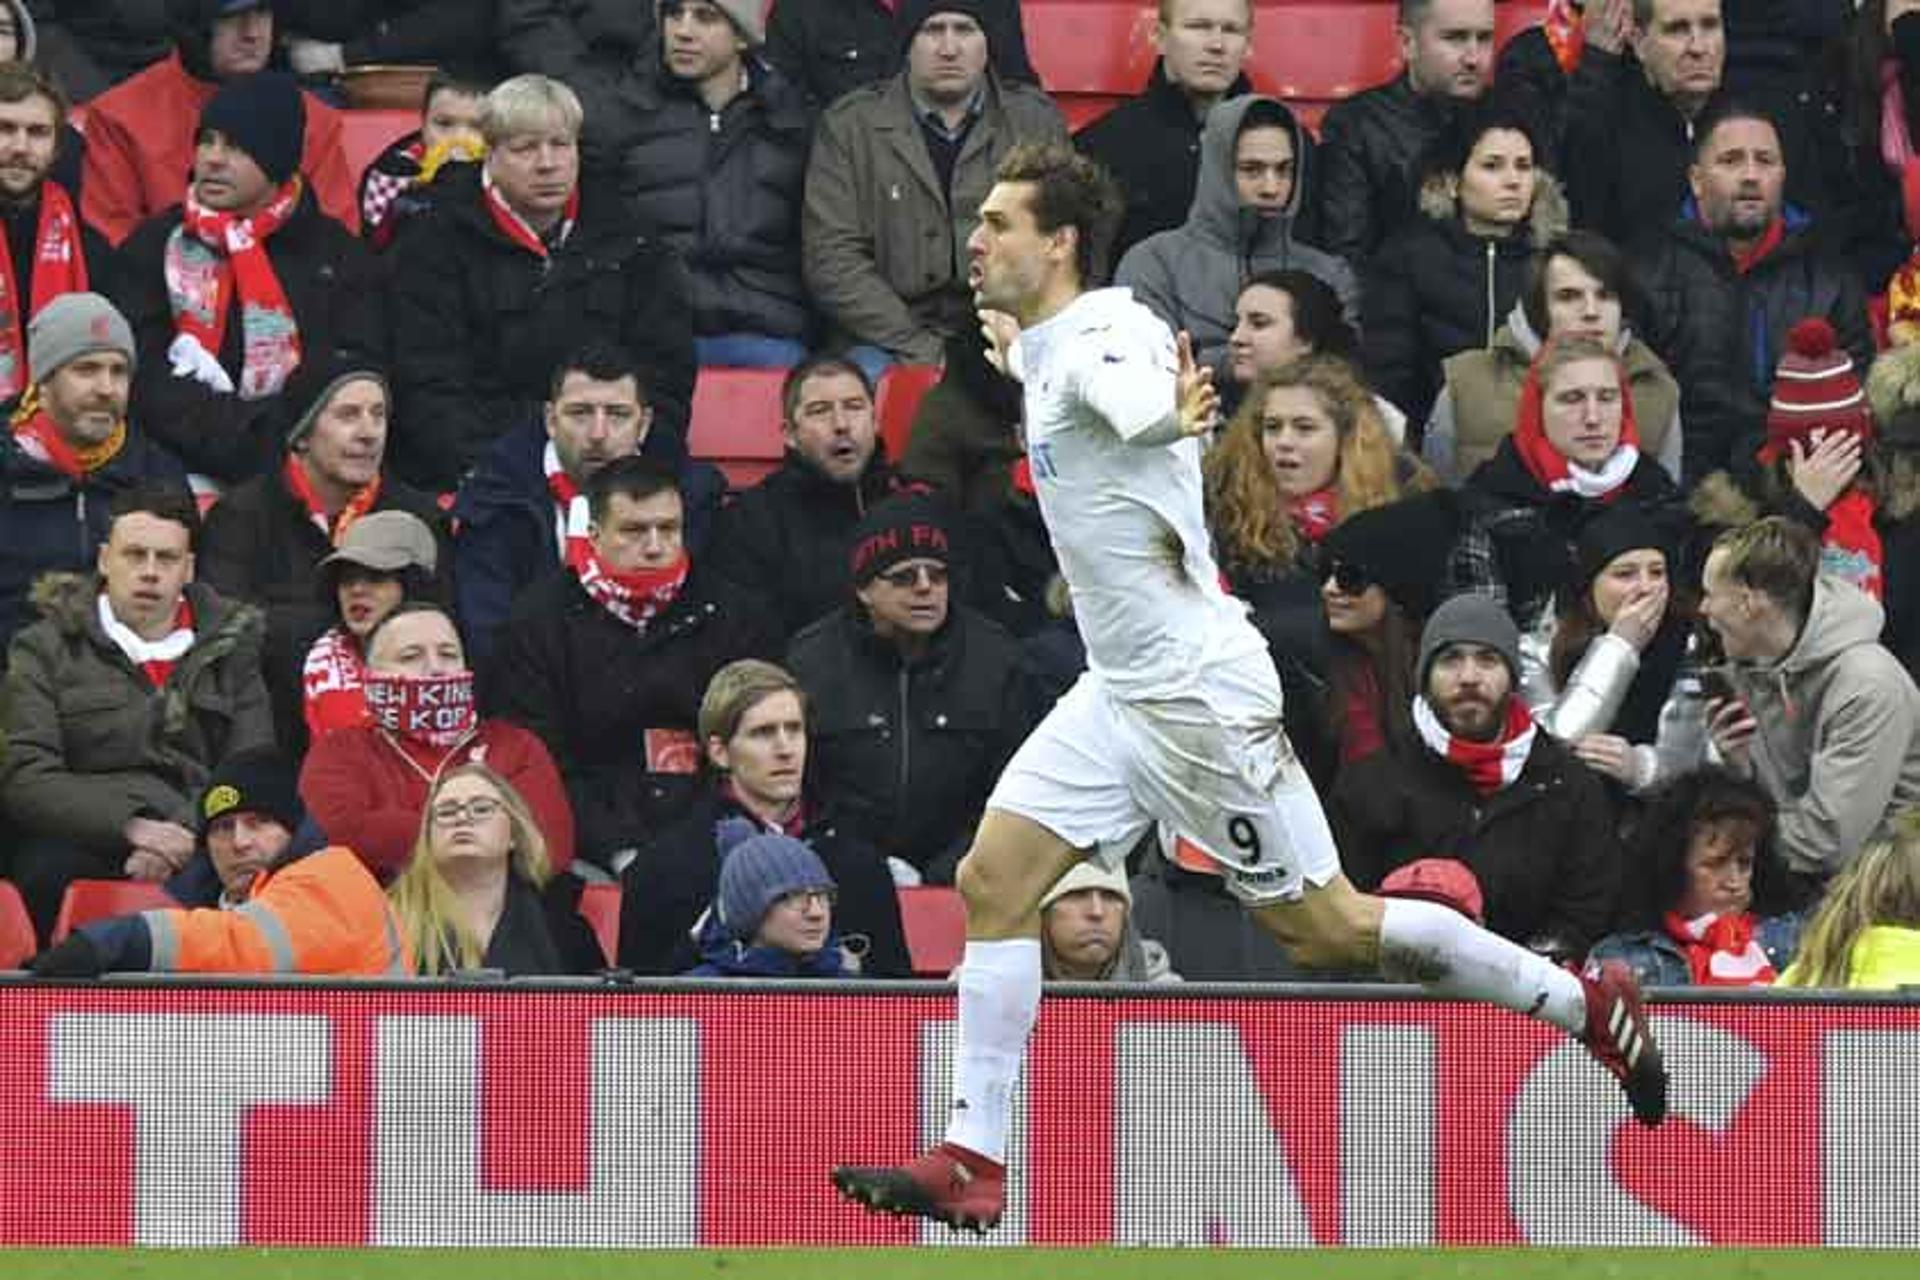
top-left (140, 846), bottom-right (411, 976)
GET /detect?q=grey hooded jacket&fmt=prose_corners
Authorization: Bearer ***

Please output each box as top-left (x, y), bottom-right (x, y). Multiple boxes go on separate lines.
top-left (1114, 95), bottom-right (1357, 374)
top-left (1725, 575), bottom-right (1920, 879)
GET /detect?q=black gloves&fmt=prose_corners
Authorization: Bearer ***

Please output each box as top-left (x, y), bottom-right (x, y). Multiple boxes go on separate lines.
top-left (30, 931), bottom-right (103, 978)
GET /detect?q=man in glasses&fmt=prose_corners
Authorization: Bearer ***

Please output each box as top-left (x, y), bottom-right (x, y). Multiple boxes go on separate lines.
top-left (786, 492), bottom-right (1036, 885)
top-left (833, 142), bottom-right (1667, 1235)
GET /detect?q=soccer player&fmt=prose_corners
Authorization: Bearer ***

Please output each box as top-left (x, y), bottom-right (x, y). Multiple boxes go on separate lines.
top-left (830, 143), bottom-right (1669, 1233)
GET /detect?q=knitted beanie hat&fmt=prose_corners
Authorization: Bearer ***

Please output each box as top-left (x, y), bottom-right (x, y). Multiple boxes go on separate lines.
top-left (1762, 318), bottom-right (1873, 463)
top-left (659, 0), bottom-right (763, 46)
top-left (848, 492), bottom-right (952, 586)
top-left (1319, 491), bottom-right (1464, 622)
top-left (713, 818), bottom-right (836, 941)
top-left (1417, 593), bottom-right (1521, 688)
top-left (198, 748), bottom-right (304, 836)
top-left (28, 293), bottom-right (136, 385)
top-left (198, 70), bottom-right (305, 188)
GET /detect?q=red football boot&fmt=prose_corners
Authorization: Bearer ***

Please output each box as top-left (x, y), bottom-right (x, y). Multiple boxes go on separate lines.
top-left (832, 1142), bottom-right (1006, 1234)
top-left (1580, 958), bottom-right (1670, 1126)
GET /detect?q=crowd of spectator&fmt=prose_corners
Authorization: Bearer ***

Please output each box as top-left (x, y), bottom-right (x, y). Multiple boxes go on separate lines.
top-left (7, 0), bottom-right (1920, 992)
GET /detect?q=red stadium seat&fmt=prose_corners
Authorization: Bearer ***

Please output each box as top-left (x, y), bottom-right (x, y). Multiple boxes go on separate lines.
top-left (875, 362), bottom-right (942, 465)
top-left (688, 367), bottom-right (789, 488)
top-left (1254, 3), bottom-right (1404, 110)
top-left (0, 880), bottom-right (36, 968)
top-left (1025, 0), bottom-right (1158, 98)
top-left (338, 108), bottom-right (417, 188)
top-left (50, 879), bottom-right (176, 944)
top-left (578, 882), bottom-right (621, 968)
top-left (897, 885), bottom-right (968, 978)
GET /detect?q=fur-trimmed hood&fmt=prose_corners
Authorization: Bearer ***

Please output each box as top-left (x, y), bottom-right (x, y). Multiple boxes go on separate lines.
top-left (1417, 167), bottom-right (1570, 246)
top-left (1868, 342), bottom-right (1920, 452)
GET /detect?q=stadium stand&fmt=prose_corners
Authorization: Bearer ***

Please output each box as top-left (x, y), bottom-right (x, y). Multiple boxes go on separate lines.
top-left (578, 881), bottom-right (622, 968)
top-left (0, 881), bottom-right (35, 968)
top-left (687, 367), bottom-right (788, 488)
top-left (897, 884), bottom-right (968, 978)
top-left (50, 879), bottom-right (176, 945)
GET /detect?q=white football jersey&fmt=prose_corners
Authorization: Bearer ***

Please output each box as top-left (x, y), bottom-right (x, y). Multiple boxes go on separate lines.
top-left (1008, 287), bottom-right (1267, 701)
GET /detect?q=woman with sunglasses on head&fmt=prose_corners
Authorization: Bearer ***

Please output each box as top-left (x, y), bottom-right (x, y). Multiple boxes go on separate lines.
top-left (1520, 502), bottom-right (1707, 796)
top-left (388, 764), bottom-right (603, 976)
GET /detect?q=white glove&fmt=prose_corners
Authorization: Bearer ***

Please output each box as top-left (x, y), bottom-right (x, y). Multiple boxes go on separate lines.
top-left (286, 38), bottom-right (346, 76)
top-left (167, 334), bottom-right (235, 393)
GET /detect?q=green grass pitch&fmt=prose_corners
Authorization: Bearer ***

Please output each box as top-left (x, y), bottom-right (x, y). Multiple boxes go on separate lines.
top-left (1, 1250), bottom-right (1913, 1280)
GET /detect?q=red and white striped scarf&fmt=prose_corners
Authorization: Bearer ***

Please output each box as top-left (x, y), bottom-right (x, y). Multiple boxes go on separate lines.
top-left (0, 181), bottom-right (88, 400)
top-left (1412, 694), bottom-right (1536, 795)
top-left (165, 177), bottom-right (304, 400)
top-left (575, 544), bottom-right (689, 633)
top-left (543, 441), bottom-right (591, 569)
top-left (302, 625), bottom-right (370, 739)
top-left (483, 169), bottom-right (578, 258)
top-left (1663, 910), bottom-right (1777, 987)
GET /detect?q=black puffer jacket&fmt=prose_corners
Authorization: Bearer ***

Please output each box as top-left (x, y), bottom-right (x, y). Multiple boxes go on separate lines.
top-left (387, 163), bottom-right (696, 491)
top-left (1074, 62), bottom-right (1257, 263)
top-left (765, 0), bottom-right (1034, 110)
top-left (483, 563), bottom-right (781, 872)
top-left (1331, 729), bottom-right (1622, 957)
top-left (1364, 172), bottom-right (1570, 427)
top-left (618, 784), bottom-right (911, 976)
top-left (119, 188), bottom-right (387, 484)
top-left (615, 59), bottom-right (814, 341)
top-left (1636, 207), bottom-right (1871, 484)
top-left (1313, 74), bottom-right (1464, 264)
top-left (786, 603), bottom-right (1035, 882)
top-left (707, 451), bottom-right (914, 643)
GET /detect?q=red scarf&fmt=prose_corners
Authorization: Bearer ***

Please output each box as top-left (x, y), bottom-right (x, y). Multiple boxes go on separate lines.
top-left (1542, 0), bottom-right (1585, 75)
top-left (1337, 653), bottom-right (1387, 764)
top-left (282, 453), bottom-right (381, 544)
top-left (1728, 216), bottom-right (1786, 276)
top-left (1817, 487), bottom-right (1886, 600)
top-left (166, 177), bottom-right (303, 400)
top-left (575, 543), bottom-right (689, 632)
top-left (1663, 910), bottom-right (1777, 986)
top-left (1412, 693), bottom-right (1537, 795)
top-left (10, 389), bottom-right (126, 480)
top-left (302, 626), bottom-right (369, 739)
top-left (1290, 487), bottom-right (1340, 543)
top-left (1511, 344), bottom-right (1642, 501)
top-left (364, 669), bottom-right (478, 751)
top-left (484, 173), bottom-right (579, 258)
top-left (0, 182), bottom-right (88, 400)
top-left (544, 442), bottom-right (591, 569)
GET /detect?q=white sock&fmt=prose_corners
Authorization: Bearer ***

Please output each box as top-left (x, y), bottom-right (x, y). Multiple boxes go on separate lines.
top-left (943, 937), bottom-right (1042, 1163)
top-left (1378, 897), bottom-right (1585, 1033)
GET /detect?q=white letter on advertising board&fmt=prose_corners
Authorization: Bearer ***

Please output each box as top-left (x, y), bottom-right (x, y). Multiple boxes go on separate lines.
top-left (1512, 1015), bottom-right (1757, 1244)
top-left (1823, 1030), bottom-right (1920, 1247)
top-left (1114, 1023), bottom-right (1315, 1245)
top-left (1341, 1024), bottom-right (1435, 1244)
top-left (49, 1013), bottom-right (332, 1246)
top-left (373, 1016), bottom-right (698, 1246)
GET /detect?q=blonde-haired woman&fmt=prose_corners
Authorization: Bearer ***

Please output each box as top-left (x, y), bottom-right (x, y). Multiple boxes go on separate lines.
top-left (1778, 815), bottom-right (1920, 989)
top-left (390, 764), bottom-right (602, 975)
top-left (1205, 355), bottom-right (1430, 695)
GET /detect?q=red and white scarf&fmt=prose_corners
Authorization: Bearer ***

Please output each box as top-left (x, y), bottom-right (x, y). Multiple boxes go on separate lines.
top-left (302, 626), bottom-right (370, 739)
top-left (484, 169), bottom-right (578, 258)
top-left (1412, 694), bottom-right (1537, 795)
top-left (1290, 486), bottom-right (1340, 544)
top-left (543, 441), bottom-right (591, 569)
top-left (1814, 488), bottom-right (1885, 600)
top-left (0, 182), bottom-right (88, 400)
top-left (165, 176), bottom-right (304, 400)
top-left (10, 385), bottom-right (125, 480)
top-left (98, 592), bottom-right (195, 688)
top-left (364, 669), bottom-right (478, 751)
top-left (1663, 909), bottom-right (1777, 987)
top-left (1541, 0), bottom-right (1585, 75)
top-left (282, 453), bottom-right (381, 544)
top-left (1512, 344), bottom-right (1642, 501)
top-left (576, 543), bottom-right (689, 632)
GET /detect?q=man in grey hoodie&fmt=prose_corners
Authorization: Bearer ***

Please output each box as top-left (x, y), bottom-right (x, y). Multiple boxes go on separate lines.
top-left (1113, 94), bottom-right (1356, 377)
top-left (1701, 516), bottom-right (1920, 888)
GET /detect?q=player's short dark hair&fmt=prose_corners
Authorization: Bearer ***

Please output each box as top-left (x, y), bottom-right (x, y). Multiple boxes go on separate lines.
top-left (1692, 93), bottom-right (1782, 164)
top-left (585, 454), bottom-right (682, 526)
top-left (548, 340), bottom-right (651, 405)
top-left (781, 355), bottom-right (872, 424)
top-left (107, 483), bottom-right (200, 550)
top-left (994, 142), bottom-right (1125, 289)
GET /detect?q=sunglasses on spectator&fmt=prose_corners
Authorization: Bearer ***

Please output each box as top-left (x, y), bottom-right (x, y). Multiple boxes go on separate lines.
top-left (432, 797), bottom-right (504, 826)
top-left (876, 563), bottom-right (948, 589)
top-left (1321, 561), bottom-right (1374, 595)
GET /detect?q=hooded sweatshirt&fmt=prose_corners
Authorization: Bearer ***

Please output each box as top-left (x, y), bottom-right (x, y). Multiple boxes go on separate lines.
top-left (1115, 95), bottom-right (1357, 374)
top-left (1726, 574), bottom-right (1920, 879)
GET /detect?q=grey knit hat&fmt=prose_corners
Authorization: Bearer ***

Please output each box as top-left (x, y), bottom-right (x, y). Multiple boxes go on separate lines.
top-left (714, 818), bottom-right (835, 941)
top-left (660, 0), bottom-right (764, 45)
top-left (28, 293), bottom-right (136, 385)
top-left (1418, 593), bottom-right (1521, 688)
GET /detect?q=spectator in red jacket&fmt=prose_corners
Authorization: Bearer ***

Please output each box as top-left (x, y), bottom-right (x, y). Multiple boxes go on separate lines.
top-left (299, 600), bottom-right (575, 879)
top-left (78, 0), bottom-right (357, 245)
